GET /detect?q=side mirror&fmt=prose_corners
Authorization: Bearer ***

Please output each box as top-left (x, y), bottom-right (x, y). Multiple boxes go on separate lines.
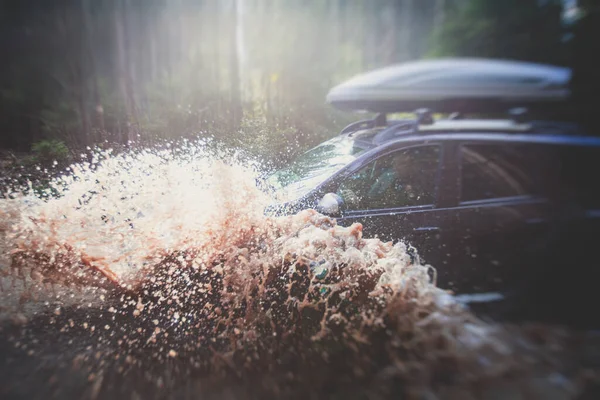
top-left (316, 193), bottom-right (344, 217)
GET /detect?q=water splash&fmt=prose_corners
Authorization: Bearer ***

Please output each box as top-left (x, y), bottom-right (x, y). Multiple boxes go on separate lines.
top-left (1, 143), bottom-right (268, 287)
top-left (0, 142), bottom-right (596, 399)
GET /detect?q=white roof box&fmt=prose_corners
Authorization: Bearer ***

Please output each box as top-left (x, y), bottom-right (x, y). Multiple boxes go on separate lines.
top-left (326, 58), bottom-right (571, 113)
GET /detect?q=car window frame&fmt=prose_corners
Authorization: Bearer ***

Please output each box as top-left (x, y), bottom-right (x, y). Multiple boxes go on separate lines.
top-left (457, 140), bottom-right (541, 206)
top-left (329, 142), bottom-right (445, 214)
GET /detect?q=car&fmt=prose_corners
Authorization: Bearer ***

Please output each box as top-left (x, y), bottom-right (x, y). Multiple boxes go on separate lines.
top-left (262, 58), bottom-right (600, 326)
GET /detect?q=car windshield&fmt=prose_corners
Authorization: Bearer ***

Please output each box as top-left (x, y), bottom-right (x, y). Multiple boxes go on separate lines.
top-left (267, 136), bottom-right (368, 200)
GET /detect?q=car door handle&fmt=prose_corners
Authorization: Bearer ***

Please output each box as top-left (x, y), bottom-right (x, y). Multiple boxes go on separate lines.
top-left (413, 226), bottom-right (440, 232)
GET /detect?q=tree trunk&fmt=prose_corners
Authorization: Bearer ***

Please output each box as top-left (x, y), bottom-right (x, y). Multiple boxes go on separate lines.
top-left (230, 0), bottom-right (242, 128)
top-left (66, 5), bottom-right (91, 147)
top-left (82, 0), bottom-right (105, 141)
top-left (76, 72), bottom-right (91, 146)
top-left (236, 0), bottom-right (246, 102)
top-left (398, 0), bottom-right (415, 62)
top-left (329, 0), bottom-right (340, 77)
top-left (149, 18), bottom-right (159, 83)
top-left (382, 0), bottom-right (398, 64)
top-left (363, 0), bottom-right (378, 69)
top-left (434, 0), bottom-right (446, 28)
top-left (115, 0), bottom-right (138, 144)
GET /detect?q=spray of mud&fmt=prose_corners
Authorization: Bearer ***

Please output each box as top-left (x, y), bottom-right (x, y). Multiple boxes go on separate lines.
top-left (0, 142), bottom-right (598, 399)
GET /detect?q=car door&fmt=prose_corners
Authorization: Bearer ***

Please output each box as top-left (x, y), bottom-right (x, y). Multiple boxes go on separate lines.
top-left (330, 142), bottom-right (452, 267)
top-left (443, 140), bottom-right (553, 295)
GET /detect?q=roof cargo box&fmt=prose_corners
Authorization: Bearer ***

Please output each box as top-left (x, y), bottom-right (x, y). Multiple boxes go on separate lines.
top-left (326, 58), bottom-right (571, 114)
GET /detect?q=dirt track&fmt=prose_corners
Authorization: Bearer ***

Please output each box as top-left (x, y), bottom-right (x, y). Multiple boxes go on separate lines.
top-left (2, 305), bottom-right (600, 400)
top-left (0, 306), bottom-right (252, 400)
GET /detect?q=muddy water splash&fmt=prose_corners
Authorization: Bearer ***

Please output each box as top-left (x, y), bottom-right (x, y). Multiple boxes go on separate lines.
top-left (0, 143), bottom-right (597, 399)
top-left (1, 144), bottom-right (268, 287)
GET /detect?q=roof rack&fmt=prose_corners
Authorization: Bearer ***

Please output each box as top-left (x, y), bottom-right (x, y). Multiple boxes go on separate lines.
top-left (415, 108), bottom-right (434, 125)
top-left (341, 106), bottom-right (579, 144)
top-left (342, 107), bottom-right (530, 132)
top-left (339, 113), bottom-right (387, 135)
top-left (339, 119), bottom-right (375, 135)
top-left (372, 121), bottom-right (417, 145)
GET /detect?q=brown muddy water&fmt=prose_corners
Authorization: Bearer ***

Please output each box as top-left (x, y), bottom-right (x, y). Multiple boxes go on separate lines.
top-left (0, 144), bottom-right (598, 399)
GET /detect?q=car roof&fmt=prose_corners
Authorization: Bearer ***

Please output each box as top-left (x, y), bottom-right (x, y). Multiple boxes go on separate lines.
top-left (341, 116), bottom-right (588, 149)
top-left (378, 132), bottom-right (600, 147)
top-left (419, 119), bottom-right (531, 132)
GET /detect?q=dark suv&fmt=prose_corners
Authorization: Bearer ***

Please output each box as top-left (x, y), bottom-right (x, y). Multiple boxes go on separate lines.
top-left (265, 115), bottom-right (600, 325)
top-left (264, 59), bottom-right (600, 326)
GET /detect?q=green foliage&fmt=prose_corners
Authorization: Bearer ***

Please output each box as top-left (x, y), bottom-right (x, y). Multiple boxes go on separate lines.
top-left (429, 0), bottom-right (566, 65)
top-left (31, 139), bottom-right (70, 165)
top-left (1, 0), bottom-right (444, 158)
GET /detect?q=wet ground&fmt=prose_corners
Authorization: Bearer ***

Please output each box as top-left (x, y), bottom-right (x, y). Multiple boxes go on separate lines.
top-left (0, 306), bottom-right (252, 400)
top-left (2, 304), bottom-right (600, 400)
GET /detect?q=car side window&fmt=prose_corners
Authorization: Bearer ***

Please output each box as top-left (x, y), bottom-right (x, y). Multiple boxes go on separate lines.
top-left (337, 145), bottom-right (440, 210)
top-left (460, 144), bottom-right (538, 202)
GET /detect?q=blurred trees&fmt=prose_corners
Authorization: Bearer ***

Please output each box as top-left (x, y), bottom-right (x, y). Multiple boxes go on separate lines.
top-left (0, 0), bottom-right (441, 163)
top-left (0, 0), bottom-right (572, 165)
top-left (429, 0), bottom-right (566, 65)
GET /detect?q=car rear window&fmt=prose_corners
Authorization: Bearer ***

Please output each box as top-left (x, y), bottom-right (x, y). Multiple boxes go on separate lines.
top-left (460, 144), bottom-right (540, 202)
top-left (460, 142), bottom-right (600, 207)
